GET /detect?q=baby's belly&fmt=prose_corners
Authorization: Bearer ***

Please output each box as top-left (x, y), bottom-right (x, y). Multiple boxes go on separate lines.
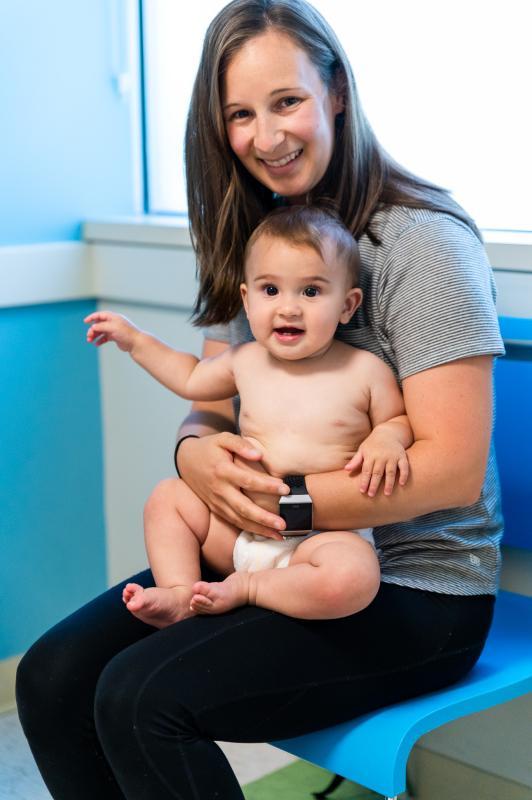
top-left (242, 432), bottom-right (355, 477)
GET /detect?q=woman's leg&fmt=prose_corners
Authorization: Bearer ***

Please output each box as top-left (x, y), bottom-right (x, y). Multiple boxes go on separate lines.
top-left (92, 584), bottom-right (494, 799)
top-left (15, 564), bottom-right (219, 800)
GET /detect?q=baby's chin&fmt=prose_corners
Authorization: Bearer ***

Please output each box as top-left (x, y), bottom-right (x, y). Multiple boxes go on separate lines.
top-left (263, 340), bottom-right (334, 362)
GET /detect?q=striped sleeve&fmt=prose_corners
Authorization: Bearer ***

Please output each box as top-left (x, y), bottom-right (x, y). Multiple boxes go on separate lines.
top-left (378, 217), bottom-right (504, 380)
top-left (201, 323), bottom-right (231, 343)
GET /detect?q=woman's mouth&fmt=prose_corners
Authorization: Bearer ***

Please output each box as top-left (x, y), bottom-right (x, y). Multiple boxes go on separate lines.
top-left (260, 148), bottom-right (303, 173)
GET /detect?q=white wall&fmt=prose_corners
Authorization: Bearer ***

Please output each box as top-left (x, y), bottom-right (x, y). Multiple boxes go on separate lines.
top-left (98, 300), bottom-right (203, 582)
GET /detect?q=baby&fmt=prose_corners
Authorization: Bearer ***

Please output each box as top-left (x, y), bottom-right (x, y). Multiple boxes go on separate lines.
top-left (85, 206), bottom-right (413, 627)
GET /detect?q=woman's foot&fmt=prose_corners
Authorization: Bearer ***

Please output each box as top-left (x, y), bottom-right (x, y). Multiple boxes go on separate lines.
top-left (122, 583), bottom-right (195, 628)
top-left (189, 572), bottom-right (251, 615)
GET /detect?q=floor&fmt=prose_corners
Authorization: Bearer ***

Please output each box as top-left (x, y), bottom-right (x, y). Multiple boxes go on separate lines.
top-left (0, 709), bottom-right (297, 800)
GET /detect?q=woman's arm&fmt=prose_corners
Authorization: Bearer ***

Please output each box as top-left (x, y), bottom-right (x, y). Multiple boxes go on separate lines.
top-left (307, 355), bottom-right (493, 529)
top-left (176, 338), bottom-right (289, 538)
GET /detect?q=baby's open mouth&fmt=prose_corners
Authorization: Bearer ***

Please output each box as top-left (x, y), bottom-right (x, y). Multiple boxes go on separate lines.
top-left (274, 327), bottom-right (304, 340)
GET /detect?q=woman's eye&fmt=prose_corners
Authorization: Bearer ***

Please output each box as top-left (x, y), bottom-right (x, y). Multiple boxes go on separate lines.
top-left (229, 109), bottom-right (250, 121)
top-left (264, 285), bottom-right (278, 296)
top-left (303, 286), bottom-right (319, 297)
top-left (279, 96), bottom-right (301, 110)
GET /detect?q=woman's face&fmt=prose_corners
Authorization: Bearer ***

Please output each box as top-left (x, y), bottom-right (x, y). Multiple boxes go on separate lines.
top-left (222, 30), bottom-right (342, 200)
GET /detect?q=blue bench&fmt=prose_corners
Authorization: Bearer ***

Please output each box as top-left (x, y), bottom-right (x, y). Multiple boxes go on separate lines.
top-left (272, 316), bottom-right (532, 799)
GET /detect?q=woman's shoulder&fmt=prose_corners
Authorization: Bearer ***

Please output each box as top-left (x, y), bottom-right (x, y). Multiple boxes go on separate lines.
top-left (359, 204), bottom-right (489, 290)
top-left (366, 204), bottom-right (480, 253)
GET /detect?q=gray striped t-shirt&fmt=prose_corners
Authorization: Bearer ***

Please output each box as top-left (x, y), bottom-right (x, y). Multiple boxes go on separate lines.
top-left (204, 205), bottom-right (505, 595)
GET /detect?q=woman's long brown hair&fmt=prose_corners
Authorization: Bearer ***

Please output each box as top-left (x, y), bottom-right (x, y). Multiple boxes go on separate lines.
top-left (185, 0), bottom-right (479, 326)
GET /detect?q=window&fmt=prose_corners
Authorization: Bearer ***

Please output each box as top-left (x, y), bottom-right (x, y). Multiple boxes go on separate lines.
top-left (142, 0), bottom-right (532, 231)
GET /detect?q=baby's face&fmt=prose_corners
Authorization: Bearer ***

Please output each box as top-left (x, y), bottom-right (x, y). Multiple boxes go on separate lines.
top-left (240, 234), bottom-right (362, 361)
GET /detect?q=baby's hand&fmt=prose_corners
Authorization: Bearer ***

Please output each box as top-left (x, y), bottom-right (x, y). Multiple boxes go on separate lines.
top-left (84, 311), bottom-right (140, 353)
top-left (345, 429), bottom-right (410, 497)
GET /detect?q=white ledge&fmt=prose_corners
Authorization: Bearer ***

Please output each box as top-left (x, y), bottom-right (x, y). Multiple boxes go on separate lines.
top-left (2, 219), bottom-right (532, 311)
top-left (83, 216), bottom-right (532, 272)
top-left (0, 242), bottom-right (90, 308)
top-left (83, 215), bottom-right (192, 248)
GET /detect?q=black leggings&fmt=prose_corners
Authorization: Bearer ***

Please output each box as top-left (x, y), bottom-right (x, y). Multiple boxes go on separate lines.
top-left (16, 565), bottom-right (494, 800)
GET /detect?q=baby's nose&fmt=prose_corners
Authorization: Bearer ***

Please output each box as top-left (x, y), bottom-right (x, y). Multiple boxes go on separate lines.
top-left (279, 299), bottom-right (302, 317)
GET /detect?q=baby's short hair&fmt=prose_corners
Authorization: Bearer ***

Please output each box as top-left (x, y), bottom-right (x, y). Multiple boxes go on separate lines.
top-left (245, 206), bottom-right (360, 287)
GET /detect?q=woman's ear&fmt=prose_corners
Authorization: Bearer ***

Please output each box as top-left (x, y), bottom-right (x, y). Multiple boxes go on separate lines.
top-left (340, 287), bottom-right (362, 324)
top-left (331, 92), bottom-right (345, 116)
top-left (330, 67), bottom-right (346, 116)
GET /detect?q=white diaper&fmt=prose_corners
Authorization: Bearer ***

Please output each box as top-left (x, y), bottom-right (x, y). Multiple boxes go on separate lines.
top-left (233, 528), bottom-right (374, 573)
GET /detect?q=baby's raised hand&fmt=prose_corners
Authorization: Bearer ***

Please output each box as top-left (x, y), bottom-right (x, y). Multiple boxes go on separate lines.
top-left (345, 429), bottom-right (410, 497)
top-left (84, 311), bottom-right (140, 353)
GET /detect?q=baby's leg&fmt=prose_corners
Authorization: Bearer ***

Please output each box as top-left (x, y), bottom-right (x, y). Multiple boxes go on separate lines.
top-left (190, 531), bottom-right (380, 620)
top-left (123, 478), bottom-right (238, 628)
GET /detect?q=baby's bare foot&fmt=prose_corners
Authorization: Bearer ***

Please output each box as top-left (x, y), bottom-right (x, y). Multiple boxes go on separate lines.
top-left (190, 573), bottom-right (251, 615)
top-left (122, 582), bottom-right (195, 628)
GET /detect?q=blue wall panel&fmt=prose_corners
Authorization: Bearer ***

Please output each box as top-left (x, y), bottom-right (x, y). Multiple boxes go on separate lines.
top-left (0, 0), bottom-right (136, 245)
top-left (0, 300), bottom-right (107, 659)
top-left (494, 344), bottom-right (532, 551)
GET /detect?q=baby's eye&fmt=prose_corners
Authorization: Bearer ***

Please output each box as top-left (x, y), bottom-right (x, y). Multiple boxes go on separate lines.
top-left (303, 286), bottom-right (319, 297)
top-left (264, 285), bottom-right (278, 296)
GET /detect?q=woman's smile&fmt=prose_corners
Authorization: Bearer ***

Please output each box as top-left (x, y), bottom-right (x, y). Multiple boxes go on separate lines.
top-left (260, 148), bottom-right (303, 173)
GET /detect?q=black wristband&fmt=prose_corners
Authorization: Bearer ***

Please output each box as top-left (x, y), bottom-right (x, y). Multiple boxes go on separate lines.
top-left (174, 434), bottom-right (199, 478)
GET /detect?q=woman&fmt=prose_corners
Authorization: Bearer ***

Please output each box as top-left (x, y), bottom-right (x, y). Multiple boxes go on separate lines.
top-left (16, 1), bottom-right (504, 798)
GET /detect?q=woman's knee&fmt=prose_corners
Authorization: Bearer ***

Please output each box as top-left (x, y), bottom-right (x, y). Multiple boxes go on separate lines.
top-left (94, 650), bottom-right (196, 749)
top-left (16, 628), bottom-right (80, 731)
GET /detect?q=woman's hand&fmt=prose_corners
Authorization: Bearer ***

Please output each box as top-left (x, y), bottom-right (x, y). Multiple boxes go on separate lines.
top-left (177, 433), bottom-right (288, 538)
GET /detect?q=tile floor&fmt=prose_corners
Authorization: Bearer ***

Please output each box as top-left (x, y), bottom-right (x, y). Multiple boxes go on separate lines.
top-left (0, 709), bottom-right (296, 800)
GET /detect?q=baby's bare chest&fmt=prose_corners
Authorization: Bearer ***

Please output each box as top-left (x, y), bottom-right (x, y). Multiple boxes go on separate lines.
top-left (236, 362), bottom-right (369, 435)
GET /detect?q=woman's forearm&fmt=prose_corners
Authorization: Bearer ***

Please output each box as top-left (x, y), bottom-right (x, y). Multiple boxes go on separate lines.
top-left (308, 437), bottom-right (484, 531)
top-left (177, 406), bottom-right (237, 438)
top-left (175, 405), bottom-right (236, 474)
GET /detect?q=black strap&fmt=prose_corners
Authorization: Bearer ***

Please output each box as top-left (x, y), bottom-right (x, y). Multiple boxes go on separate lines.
top-left (283, 474), bottom-right (308, 495)
top-left (173, 434), bottom-right (199, 477)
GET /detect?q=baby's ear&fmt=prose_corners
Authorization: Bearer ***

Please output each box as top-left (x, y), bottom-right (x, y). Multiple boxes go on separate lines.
top-left (340, 287), bottom-right (363, 324)
top-left (240, 283), bottom-right (249, 316)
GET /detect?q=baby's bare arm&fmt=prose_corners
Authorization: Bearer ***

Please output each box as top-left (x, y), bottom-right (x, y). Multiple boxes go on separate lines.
top-left (85, 311), bottom-right (238, 400)
top-left (345, 355), bottom-right (413, 496)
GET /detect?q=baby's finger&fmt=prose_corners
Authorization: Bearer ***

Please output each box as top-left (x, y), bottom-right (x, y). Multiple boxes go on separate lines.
top-left (398, 456), bottom-right (410, 486)
top-left (359, 458), bottom-right (374, 494)
top-left (367, 461), bottom-right (385, 497)
top-left (345, 451), bottom-right (362, 471)
top-left (86, 321), bottom-right (115, 341)
top-left (83, 311), bottom-right (112, 324)
top-left (383, 462), bottom-right (398, 496)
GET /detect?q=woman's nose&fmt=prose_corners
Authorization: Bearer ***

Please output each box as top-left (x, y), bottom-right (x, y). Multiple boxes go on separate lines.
top-left (253, 115), bottom-right (284, 155)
